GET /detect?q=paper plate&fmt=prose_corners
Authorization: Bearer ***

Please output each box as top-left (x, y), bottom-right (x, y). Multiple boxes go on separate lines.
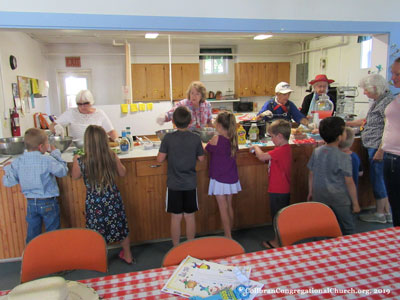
top-left (0, 281), bottom-right (99, 300)
top-left (66, 281), bottom-right (99, 300)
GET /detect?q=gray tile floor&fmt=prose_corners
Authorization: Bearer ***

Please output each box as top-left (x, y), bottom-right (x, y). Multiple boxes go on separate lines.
top-left (0, 211), bottom-right (391, 291)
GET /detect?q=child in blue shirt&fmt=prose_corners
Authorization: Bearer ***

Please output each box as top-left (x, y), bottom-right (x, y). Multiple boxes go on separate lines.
top-left (3, 128), bottom-right (68, 243)
top-left (339, 127), bottom-right (363, 187)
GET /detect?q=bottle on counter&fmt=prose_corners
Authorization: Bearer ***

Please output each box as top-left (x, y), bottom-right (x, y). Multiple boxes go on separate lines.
top-left (120, 131), bottom-right (130, 154)
top-left (248, 123), bottom-right (259, 143)
top-left (125, 126), bottom-right (133, 151)
top-left (237, 124), bottom-right (247, 145)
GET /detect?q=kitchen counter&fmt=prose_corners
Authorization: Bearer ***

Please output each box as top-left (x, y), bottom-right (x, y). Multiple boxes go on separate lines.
top-left (0, 138), bottom-right (374, 259)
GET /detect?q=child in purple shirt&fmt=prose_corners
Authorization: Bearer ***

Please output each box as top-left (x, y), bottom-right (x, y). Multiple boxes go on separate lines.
top-left (205, 111), bottom-right (241, 238)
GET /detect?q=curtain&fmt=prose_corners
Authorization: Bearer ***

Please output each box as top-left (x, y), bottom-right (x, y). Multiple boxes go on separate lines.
top-left (199, 48), bottom-right (233, 60)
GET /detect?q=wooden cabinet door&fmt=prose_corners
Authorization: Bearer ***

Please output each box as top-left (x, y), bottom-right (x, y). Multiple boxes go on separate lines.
top-left (265, 63), bottom-right (278, 96)
top-left (181, 64), bottom-right (199, 98)
top-left (235, 63), bottom-right (253, 97)
top-left (252, 63), bottom-right (266, 96)
top-left (276, 62), bottom-right (290, 85)
top-left (131, 64), bottom-right (147, 100)
top-left (146, 64), bottom-right (168, 100)
top-left (170, 64), bottom-right (183, 99)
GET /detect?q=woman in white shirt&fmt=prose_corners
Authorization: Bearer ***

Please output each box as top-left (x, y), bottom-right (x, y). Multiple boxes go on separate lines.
top-left (50, 90), bottom-right (118, 141)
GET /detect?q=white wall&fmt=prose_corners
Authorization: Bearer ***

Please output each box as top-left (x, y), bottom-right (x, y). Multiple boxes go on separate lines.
top-left (1, 0), bottom-right (399, 22)
top-left (0, 32), bottom-right (49, 137)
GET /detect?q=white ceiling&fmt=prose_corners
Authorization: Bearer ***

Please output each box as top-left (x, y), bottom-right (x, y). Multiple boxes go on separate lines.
top-left (8, 29), bottom-right (332, 46)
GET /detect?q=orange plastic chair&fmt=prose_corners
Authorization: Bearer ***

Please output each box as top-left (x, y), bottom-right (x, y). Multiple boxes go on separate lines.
top-left (20, 228), bottom-right (108, 283)
top-left (274, 202), bottom-right (343, 247)
top-left (162, 236), bottom-right (245, 267)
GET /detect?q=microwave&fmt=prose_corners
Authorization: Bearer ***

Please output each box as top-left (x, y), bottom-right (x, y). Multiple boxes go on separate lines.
top-left (233, 102), bottom-right (253, 112)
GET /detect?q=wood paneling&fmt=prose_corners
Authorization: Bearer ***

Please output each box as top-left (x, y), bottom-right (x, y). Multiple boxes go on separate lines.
top-left (0, 139), bottom-right (375, 259)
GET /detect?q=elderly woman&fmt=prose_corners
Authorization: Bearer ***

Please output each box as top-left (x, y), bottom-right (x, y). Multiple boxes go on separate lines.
top-left (382, 57), bottom-right (400, 227)
top-left (257, 82), bottom-right (308, 126)
top-left (157, 81), bottom-right (212, 129)
top-left (300, 74), bottom-right (337, 118)
top-left (50, 90), bottom-right (118, 141)
top-left (347, 74), bottom-right (394, 224)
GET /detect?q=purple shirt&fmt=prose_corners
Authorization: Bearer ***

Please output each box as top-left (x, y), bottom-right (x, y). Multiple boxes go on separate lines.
top-left (206, 135), bottom-right (239, 184)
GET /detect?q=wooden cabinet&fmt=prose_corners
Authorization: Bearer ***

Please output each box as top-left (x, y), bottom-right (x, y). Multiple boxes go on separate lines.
top-left (132, 63), bottom-right (199, 101)
top-left (235, 62), bottom-right (290, 97)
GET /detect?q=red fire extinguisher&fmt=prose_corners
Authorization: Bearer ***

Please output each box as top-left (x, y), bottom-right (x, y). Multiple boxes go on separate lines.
top-left (10, 108), bottom-right (21, 136)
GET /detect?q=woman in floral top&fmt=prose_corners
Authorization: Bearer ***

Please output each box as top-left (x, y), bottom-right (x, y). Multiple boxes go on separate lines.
top-left (157, 81), bottom-right (213, 129)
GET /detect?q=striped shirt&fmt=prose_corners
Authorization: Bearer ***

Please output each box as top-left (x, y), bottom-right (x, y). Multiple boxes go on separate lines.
top-left (2, 150), bottom-right (68, 198)
top-left (361, 90), bottom-right (394, 149)
top-left (165, 99), bottom-right (212, 129)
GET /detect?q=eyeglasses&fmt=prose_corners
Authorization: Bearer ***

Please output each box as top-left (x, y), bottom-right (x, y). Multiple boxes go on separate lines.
top-left (77, 102), bottom-right (90, 106)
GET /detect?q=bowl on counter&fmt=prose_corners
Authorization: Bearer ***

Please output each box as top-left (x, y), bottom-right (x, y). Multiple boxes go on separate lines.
top-left (72, 139), bottom-right (84, 149)
top-left (49, 136), bottom-right (73, 152)
top-left (192, 127), bottom-right (217, 143)
top-left (155, 129), bottom-right (176, 141)
top-left (0, 137), bottom-right (25, 155)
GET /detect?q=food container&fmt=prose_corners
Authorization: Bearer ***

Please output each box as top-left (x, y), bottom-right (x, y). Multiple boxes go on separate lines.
top-left (239, 120), bottom-right (266, 140)
top-left (49, 136), bottom-right (73, 152)
top-left (73, 139), bottom-right (84, 149)
top-left (0, 137), bottom-right (25, 155)
top-left (155, 129), bottom-right (176, 141)
top-left (192, 128), bottom-right (216, 143)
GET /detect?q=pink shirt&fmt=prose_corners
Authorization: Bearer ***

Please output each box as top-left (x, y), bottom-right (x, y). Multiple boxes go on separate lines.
top-left (165, 99), bottom-right (212, 129)
top-left (382, 95), bottom-right (400, 156)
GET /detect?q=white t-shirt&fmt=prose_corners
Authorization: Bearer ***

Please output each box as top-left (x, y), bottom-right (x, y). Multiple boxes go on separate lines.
top-left (56, 108), bottom-right (114, 140)
top-left (382, 95), bottom-right (400, 156)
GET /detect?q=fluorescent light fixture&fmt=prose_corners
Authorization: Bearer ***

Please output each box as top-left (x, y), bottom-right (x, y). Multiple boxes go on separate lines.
top-left (145, 33), bottom-right (159, 39)
top-left (254, 34), bottom-right (273, 40)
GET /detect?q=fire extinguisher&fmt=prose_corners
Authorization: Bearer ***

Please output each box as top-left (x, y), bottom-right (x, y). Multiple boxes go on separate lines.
top-left (10, 108), bottom-right (21, 136)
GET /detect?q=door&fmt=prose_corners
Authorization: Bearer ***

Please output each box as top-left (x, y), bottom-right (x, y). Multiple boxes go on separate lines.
top-left (131, 64), bottom-right (147, 100)
top-left (58, 70), bottom-right (92, 112)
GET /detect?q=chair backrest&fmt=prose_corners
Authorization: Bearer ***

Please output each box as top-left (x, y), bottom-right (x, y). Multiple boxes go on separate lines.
top-left (162, 236), bottom-right (245, 267)
top-left (275, 202), bottom-right (342, 247)
top-left (20, 228), bottom-right (107, 283)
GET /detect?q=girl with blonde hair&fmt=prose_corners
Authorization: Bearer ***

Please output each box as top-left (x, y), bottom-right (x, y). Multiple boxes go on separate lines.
top-left (205, 111), bottom-right (241, 238)
top-left (71, 125), bottom-right (134, 264)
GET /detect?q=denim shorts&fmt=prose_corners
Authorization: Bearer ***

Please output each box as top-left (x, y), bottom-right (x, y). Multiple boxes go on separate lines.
top-left (26, 197), bottom-right (60, 244)
top-left (367, 148), bottom-right (387, 200)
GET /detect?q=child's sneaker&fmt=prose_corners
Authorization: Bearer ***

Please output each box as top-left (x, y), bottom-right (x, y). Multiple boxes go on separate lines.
top-left (359, 213), bottom-right (386, 224)
top-left (385, 213), bottom-right (393, 224)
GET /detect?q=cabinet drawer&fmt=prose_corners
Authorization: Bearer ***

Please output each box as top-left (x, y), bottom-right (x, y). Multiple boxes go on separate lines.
top-left (136, 160), bottom-right (167, 177)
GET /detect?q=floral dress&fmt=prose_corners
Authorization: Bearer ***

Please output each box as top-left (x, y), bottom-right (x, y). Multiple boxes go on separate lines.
top-left (78, 158), bottom-right (129, 243)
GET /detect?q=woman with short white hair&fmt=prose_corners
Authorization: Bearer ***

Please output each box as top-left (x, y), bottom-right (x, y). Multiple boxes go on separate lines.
top-left (347, 74), bottom-right (394, 224)
top-left (50, 90), bottom-right (118, 141)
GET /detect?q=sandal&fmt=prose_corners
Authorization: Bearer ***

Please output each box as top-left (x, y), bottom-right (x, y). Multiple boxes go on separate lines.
top-left (118, 250), bottom-right (136, 265)
top-left (261, 240), bottom-right (275, 249)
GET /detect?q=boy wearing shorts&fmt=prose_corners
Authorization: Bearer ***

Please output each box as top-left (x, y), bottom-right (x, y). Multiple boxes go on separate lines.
top-left (157, 106), bottom-right (205, 246)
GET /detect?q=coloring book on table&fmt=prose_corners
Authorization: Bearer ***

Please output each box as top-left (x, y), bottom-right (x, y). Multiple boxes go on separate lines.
top-left (161, 256), bottom-right (263, 299)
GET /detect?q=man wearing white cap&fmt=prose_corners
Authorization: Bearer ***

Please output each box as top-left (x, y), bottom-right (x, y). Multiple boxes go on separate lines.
top-left (257, 82), bottom-right (308, 126)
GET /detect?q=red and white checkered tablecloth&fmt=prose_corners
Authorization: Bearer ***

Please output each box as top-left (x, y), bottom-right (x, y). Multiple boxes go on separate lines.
top-left (1, 227), bottom-right (399, 299)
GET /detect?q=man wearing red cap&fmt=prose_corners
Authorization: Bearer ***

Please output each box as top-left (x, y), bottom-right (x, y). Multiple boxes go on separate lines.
top-left (300, 74), bottom-right (337, 118)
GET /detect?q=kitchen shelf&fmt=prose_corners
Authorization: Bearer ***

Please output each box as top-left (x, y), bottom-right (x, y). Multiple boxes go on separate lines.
top-left (207, 99), bottom-right (240, 103)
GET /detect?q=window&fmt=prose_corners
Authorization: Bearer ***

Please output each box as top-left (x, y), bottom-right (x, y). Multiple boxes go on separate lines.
top-left (360, 37), bottom-right (372, 69)
top-left (200, 48), bottom-right (232, 75)
top-left (57, 71), bottom-right (92, 112)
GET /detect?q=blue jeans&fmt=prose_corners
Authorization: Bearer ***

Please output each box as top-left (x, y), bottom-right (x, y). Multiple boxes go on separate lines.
top-left (367, 148), bottom-right (387, 200)
top-left (384, 152), bottom-right (400, 227)
top-left (26, 197), bottom-right (60, 244)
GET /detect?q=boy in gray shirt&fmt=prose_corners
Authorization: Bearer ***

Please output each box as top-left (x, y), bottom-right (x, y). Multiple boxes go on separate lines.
top-left (157, 106), bottom-right (205, 246)
top-left (307, 117), bottom-right (360, 235)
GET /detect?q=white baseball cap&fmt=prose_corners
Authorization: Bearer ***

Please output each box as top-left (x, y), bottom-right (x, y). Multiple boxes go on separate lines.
top-left (275, 82), bottom-right (293, 94)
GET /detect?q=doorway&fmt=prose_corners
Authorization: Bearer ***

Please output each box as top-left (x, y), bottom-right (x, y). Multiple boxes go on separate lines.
top-left (57, 70), bottom-right (92, 113)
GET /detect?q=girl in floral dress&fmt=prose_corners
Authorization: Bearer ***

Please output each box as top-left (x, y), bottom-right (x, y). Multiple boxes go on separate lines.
top-left (72, 125), bottom-right (134, 264)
